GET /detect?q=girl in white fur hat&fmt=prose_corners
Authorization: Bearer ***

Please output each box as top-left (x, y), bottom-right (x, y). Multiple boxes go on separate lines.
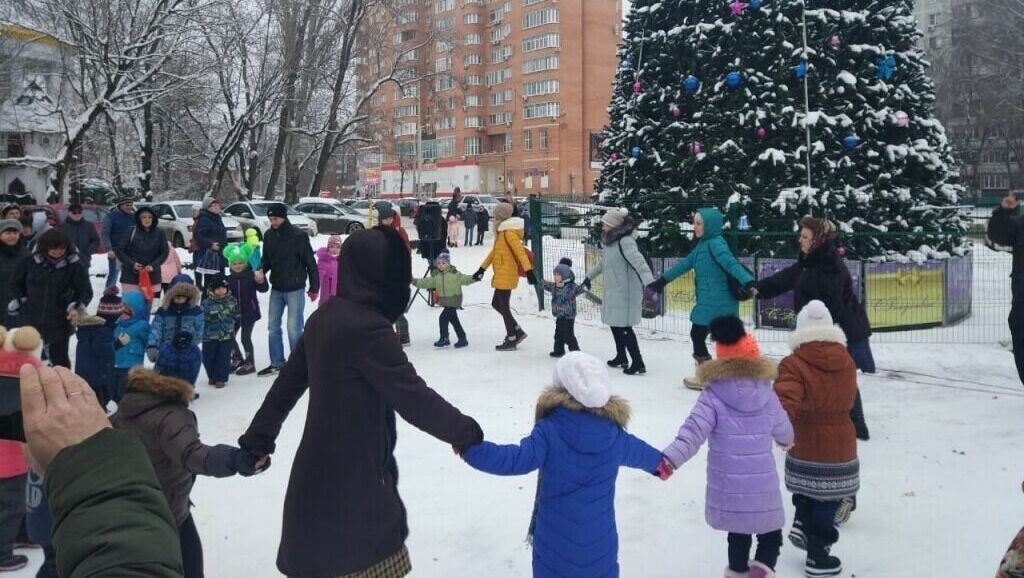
top-left (459, 352), bottom-right (665, 577)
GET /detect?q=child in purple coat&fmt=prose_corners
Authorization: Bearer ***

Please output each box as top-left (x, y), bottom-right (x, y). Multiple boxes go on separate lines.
top-left (224, 243), bottom-right (268, 375)
top-left (315, 235), bottom-right (342, 308)
top-left (658, 316), bottom-right (794, 578)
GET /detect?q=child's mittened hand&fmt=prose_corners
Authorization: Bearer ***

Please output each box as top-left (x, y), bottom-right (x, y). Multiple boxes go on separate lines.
top-left (117, 333), bottom-right (130, 345)
top-left (655, 456), bottom-right (675, 480)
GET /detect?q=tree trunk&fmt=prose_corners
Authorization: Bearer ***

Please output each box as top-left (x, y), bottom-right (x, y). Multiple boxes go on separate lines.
top-left (103, 112), bottom-right (124, 193)
top-left (139, 102), bottom-right (154, 198)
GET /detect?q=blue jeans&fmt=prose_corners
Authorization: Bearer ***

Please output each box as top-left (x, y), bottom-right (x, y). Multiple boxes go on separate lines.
top-left (105, 256), bottom-right (120, 288)
top-left (268, 289), bottom-right (305, 366)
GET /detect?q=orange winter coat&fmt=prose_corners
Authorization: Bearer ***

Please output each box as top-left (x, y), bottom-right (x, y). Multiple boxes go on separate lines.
top-left (480, 217), bottom-right (531, 290)
top-left (774, 324), bottom-right (858, 464)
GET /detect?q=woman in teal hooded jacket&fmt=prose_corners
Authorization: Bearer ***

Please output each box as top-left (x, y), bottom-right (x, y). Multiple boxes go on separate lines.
top-left (649, 208), bottom-right (754, 385)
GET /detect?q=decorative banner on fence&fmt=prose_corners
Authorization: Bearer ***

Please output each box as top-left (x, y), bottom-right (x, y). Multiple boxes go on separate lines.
top-left (864, 260), bottom-right (944, 330)
top-left (756, 259), bottom-right (863, 330)
top-left (944, 254), bottom-right (973, 325)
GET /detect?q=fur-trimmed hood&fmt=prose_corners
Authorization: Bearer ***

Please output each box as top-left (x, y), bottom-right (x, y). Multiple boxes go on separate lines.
top-left (497, 216), bottom-right (525, 232)
top-left (121, 366), bottom-right (195, 409)
top-left (535, 386), bottom-right (631, 428)
top-left (601, 217), bottom-right (637, 246)
top-left (160, 280), bottom-right (202, 308)
top-left (75, 314), bottom-right (107, 328)
top-left (698, 357), bottom-right (779, 413)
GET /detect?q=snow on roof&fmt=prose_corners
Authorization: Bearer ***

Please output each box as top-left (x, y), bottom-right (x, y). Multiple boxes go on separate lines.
top-left (0, 77), bottom-right (64, 134)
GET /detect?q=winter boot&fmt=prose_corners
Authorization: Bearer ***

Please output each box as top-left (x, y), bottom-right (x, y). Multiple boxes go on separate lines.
top-left (747, 560), bottom-right (775, 578)
top-left (495, 336), bottom-right (517, 351)
top-left (723, 569), bottom-right (748, 578)
top-left (607, 330), bottom-right (628, 368)
top-left (805, 538), bottom-right (842, 577)
top-left (789, 519), bottom-right (807, 551)
top-left (684, 355), bottom-right (712, 390)
top-left (257, 364), bottom-right (282, 377)
top-left (851, 389), bottom-right (869, 440)
top-left (0, 555), bottom-right (28, 572)
top-left (513, 327), bottom-right (528, 345)
top-left (434, 337), bottom-right (451, 348)
top-left (834, 496), bottom-right (856, 525)
top-left (230, 353), bottom-right (243, 372)
top-left (622, 331), bottom-right (645, 375)
top-left (550, 351), bottom-right (565, 358)
top-left (623, 362), bottom-right (646, 375)
top-left (236, 356), bottom-right (255, 376)
top-left (454, 337), bottom-right (469, 348)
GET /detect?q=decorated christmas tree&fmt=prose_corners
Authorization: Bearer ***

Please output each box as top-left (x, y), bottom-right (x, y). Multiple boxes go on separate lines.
top-left (596, 0), bottom-right (966, 259)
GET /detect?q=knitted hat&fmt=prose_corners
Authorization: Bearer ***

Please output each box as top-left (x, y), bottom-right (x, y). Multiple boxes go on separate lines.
top-left (114, 195), bottom-right (135, 207)
top-left (207, 275), bottom-right (229, 292)
top-left (169, 273), bottom-right (195, 289)
top-left (553, 352), bottom-right (611, 409)
top-left (492, 202), bottom-right (513, 224)
top-left (327, 235), bottom-right (343, 249)
top-left (202, 197), bottom-right (220, 211)
top-left (0, 219), bottom-right (20, 233)
top-left (710, 315), bottom-right (761, 360)
top-left (374, 202), bottom-right (395, 221)
top-left (602, 208), bottom-right (629, 229)
top-left (553, 262), bottom-right (574, 281)
top-left (559, 258), bottom-right (573, 267)
top-left (435, 252), bottom-right (451, 266)
top-left (97, 286), bottom-right (124, 322)
top-left (796, 300), bottom-right (834, 331)
top-left (266, 203), bottom-right (288, 219)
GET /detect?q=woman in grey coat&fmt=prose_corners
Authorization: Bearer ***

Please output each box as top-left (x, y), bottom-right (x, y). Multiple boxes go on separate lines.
top-left (584, 208), bottom-right (655, 375)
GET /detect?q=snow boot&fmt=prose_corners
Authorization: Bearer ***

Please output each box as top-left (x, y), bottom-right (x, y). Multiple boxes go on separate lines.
top-left (622, 331), bottom-right (645, 375)
top-left (257, 364), bottom-right (282, 377)
top-left (789, 519), bottom-right (807, 551)
top-left (212, 381), bottom-right (226, 389)
top-left (834, 496), bottom-right (856, 525)
top-left (434, 337), bottom-right (451, 348)
top-left (747, 560), bottom-right (775, 578)
top-left (230, 353), bottom-right (243, 372)
top-left (550, 350), bottom-right (565, 358)
top-left (684, 355), bottom-right (712, 390)
top-left (607, 330), bottom-right (628, 367)
top-left (805, 538), bottom-right (842, 577)
top-left (454, 338), bottom-right (469, 348)
top-left (623, 362), bottom-right (646, 375)
top-left (495, 337), bottom-right (517, 351)
top-left (724, 569), bottom-right (748, 578)
top-left (513, 327), bottom-right (528, 345)
top-left (0, 555), bottom-right (28, 572)
top-left (236, 356), bottom-right (255, 376)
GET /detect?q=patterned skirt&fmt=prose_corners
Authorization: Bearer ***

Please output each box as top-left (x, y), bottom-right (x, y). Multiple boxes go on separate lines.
top-left (292, 545), bottom-right (411, 578)
top-left (785, 455), bottom-right (860, 501)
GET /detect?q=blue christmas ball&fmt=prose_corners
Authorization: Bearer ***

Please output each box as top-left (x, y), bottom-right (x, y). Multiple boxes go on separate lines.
top-left (624, 56), bottom-right (633, 69)
top-left (726, 71), bottom-right (743, 89)
top-left (794, 62), bottom-right (808, 79)
top-left (842, 135), bottom-right (860, 150)
top-left (683, 75), bottom-right (700, 93)
top-left (749, 0), bottom-right (762, 10)
top-left (631, 146), bottom-right (642, 158)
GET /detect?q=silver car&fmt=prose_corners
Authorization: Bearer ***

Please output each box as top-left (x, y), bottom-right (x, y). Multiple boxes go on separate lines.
top-left (149, 200), bottom-right (244, 249)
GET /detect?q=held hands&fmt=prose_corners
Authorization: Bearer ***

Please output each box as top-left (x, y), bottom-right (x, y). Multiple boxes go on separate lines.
top-left (308, 292), bottom-right (319, 302)
top-left (647, 277), bottom-right (668, 293)
top-left (581, 277), bottom-right (592, 290)
top-left (472, 267), bottom-right (485, 282)
top-left (1002, 194), bottom-right (1019, 211)
top-left (235, 450), bottom-right (271, 476)
top-left (655, 455), bottom-right (675, 481)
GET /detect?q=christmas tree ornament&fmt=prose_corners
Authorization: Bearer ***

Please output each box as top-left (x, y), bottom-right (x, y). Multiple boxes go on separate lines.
top-left (609, 153), bottom-right (619, 163)
top-left (756, 127), bottom-right (767, 138)
top-left (749, 0), bottom-right (762, 10)
top-left (830, 35), bottom-right (842, 48)
top-left (842, 135), bottom-right (860, 150)
top-left (689, 141), bottom-right (705, 155)
top-left (729, 1), bottom-right (746, 15)
top-left (876, 55), bottom-right (896, 80)
top-left (631, 146), bottom-right (642, 159)
top-left (738, 215), bottom-right (752, 230)
top-left (624, 56), bottom-right (634, 69)
top-left (632, 82), bottom-right (642, 94)
top-left (725, 71), bottom-right (743, 89)
top-left (794, 62), bottom-right (808, 79)
top-left (895, 111), bottom-right (910, 127)
top-left (837, 246), bottom-right (847, 257)
top-left (683, 75), bottom-right (700, 93)
top-left (671, 105), bottom-right (682, 118)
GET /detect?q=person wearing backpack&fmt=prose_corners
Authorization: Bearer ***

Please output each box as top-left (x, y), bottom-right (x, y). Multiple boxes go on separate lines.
top-left (648, 207), bottom-right (754, 389)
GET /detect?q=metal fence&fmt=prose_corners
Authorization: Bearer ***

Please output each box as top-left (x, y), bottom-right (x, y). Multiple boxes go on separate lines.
top-left (526, 197), bottom-right (1012, 344)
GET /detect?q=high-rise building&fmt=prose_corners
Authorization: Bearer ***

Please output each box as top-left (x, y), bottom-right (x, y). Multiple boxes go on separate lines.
top-left (358, 0), bottom-right (622, 200)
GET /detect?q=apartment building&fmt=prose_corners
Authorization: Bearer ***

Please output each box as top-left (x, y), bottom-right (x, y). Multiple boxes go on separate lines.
top-left (359, 0), bottom-right (622, 199)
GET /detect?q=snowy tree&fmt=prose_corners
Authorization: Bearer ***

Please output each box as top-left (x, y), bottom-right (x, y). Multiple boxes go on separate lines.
top-left (598, 0), bottom-right (966, 259)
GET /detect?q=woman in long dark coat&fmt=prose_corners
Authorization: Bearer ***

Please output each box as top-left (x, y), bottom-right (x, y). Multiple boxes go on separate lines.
top-left (754, 216), bottom-right (873, 441)
top-left (239, 226), bottom-right (483, 578)
top-left (115, 206), bottom-right (169, 295)
top-left (193, 197), bottom-right (228, 292)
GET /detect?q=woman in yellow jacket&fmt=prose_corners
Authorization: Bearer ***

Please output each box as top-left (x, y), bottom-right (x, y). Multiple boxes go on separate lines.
top-left (473, 202), bottom-right (535, 351)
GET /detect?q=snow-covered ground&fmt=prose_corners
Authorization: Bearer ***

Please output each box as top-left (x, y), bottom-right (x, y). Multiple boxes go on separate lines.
top-left (12, 231), bottom-right (1024, 577)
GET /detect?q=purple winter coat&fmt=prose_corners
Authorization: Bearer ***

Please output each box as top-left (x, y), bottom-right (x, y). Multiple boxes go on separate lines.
top-left (663, 357), bottom-right (794, 535)
top-left (315, 248), bottom-right (339, 308)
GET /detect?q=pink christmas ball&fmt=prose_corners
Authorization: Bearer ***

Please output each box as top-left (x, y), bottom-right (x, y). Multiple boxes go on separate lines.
top-left (610, 153), bottom-right (619, 162)
top-left (837, 246), bottom-right (847, 257)
top-left (895, 111), bottom-right (910, 127)
top-left (689, 142), bottom-right (704, 155)
top-left (756, 127), bottom-right (767, 138)
top-left (830, 36), bottom-right (842, 48)
top-left (632, 82), bottom-right (642, 93)
top-left (671, 106), bottom-right (682, 118)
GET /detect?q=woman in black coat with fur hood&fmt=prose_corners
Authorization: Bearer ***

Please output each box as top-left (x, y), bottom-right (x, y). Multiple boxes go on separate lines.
top-left (239, 226), bottom-right (483, 578)
top-left (115, 206), bottom-right (169, 292)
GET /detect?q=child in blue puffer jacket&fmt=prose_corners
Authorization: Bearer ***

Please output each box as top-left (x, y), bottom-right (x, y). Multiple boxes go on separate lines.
top-left (542, 257), bottom-right (586, 358)
top-left (74, 314), bottom-right (116, 409)
top-left (460, 352), bottom-right (665, 578)
top-left (149, 274), bottom-right (203, 386)
top-left (113, 291), bottom-right (149, 403)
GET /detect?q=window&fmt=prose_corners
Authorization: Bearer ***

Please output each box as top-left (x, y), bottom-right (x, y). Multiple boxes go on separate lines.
top-left (435, 76), bottom-right (456, 91)
top-left (464, 54), bottom-right (483, 67)
top-left (393, 122), bottom-right (417, 137)
top-left (929, 37), bottom-right (940, 49)
top-left (436, 116), bottom-right (456, 130)
top-left (436, 16), bottom-right (454, 31)
top-left (524, 130), bottom-right (533, 150)
top-left (523, 8), bottom-right (557, 29)
top-left (465, 137), bottom-right (482, 156)
top-left (399, 10), bottom-right (417, 24)
top-left (5, 134), bottom-right (25, 158)
top-left (539, 128), bottom-right (548, 149)
top-left (464, 95), bottom-right (482, 107)
top-left (523, 55), bottom-right (558, 74)
top-left (400, 83), bottom-right (419, 98)
top-left (485, 68), bottom-right (513, 86)
top-left (466, 75), bottom-right (483, 86)
top-left (523, 0), bottom-right (546, 5)
top-left (464, 13), bottom-right (481, 24)
top-left (488, 111), bottom-right (513, 125)
top-left (394, 66), bottom-right (417, 81)
top-left (435, 0), bottom-right (453, 13)
top-left (503, 133), bottom-right (513, 153)
top-left (524, 102), bottom-right (558, 119)
top-left (435, 57), bottom-right (452, 72)
top-left (400, 49), bottom-right (418, 61)
top-left (522, 33), bottom-right (559, 52)
top-left (444, 96), bottom-right (457, 109)
top-left (522, 79), bottom-right (559, 97)
top-left (982, 173), bottom-right (1009, 190)
top-left (490, 90), bottom-right (513, 105)
top-left (393, 104), bottom-right (419, 118)
top-left (396, 141), bottom-right (418, 159)
top-left (400, 30), bottom-right (416, 42)
top-left (491, 45), bottom-right (513, 63)
top-left (982, 149), bottom-right (1008, 164)
top-left (465, 33), bottom-right (481, 45)
top-left (465, 116), bottom-right (483, 128)
top-left (489, 5), bottom-right (506, 23)
top-left (929, 13), bottom-right (939, 26)
top-left (491, 23), bottom-right (511, 44)
top-left (436, 40), bottom-right (454, 52)
top-left (435, 137), bottom-right (455, 159)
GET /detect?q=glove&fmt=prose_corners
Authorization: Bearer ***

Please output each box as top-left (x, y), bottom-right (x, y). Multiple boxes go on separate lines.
top-left (235, 450), bottom-right (271, 477)
top-left (308, 292), bottom-right (319, 302)
top-left (146, 347), bottom-right (158, 363)
top-left (647, 277), bottom-right (668, 293)
top-left (525, 270), bottom-right (536, 285)
top-left (655, 455), bottom-right (675, 481)
top-left (581, 277), bottom-right (592, 290)
top-left (472, 267), bottom-right (485, 282)
top-left (776, 442), bottom-right (795, 452)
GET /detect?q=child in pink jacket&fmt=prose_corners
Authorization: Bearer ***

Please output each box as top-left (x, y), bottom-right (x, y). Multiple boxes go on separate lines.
top-left (315, 236), bottom-right (342, 308)
top-left (158, 241), bottom-right (183, 303)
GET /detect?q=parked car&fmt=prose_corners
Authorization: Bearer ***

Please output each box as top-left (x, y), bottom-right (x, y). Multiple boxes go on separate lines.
top-left (222, 200), bottom-right (318, 238)
top-left (395, 197), bottom-right (420, 217)
top-left (460, 194), bottom-right (502, 214)
top-left (149, 201), bottom-right (244, 249)
top-left (293, 199), bottom-right (367, 234)
top-left (349, 199), bottom-right (401, 217)
top-left (27, 204), bottom-right (110, 253)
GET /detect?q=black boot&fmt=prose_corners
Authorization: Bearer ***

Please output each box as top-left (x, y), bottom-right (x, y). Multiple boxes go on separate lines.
top-left (513, 327), bottom-right (528, 345)
top-left (607, 330), bottom-right (628, 368)
top-left (851, 388), bottom-right (870, 441)
top-left (805, 539), bottom-right (842, 577)
top-left (495, 336), bottom-right (517, 351)
top-left (622, 330), bottom-right (645, 375)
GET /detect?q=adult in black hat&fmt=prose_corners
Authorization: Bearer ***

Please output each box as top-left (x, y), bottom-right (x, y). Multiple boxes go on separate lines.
top-left (101, 196), bottom-right (136, 288)
top-left (0, 219), bottom-right (28, 327)
top-left (59, 203), bottom-right (100, 270)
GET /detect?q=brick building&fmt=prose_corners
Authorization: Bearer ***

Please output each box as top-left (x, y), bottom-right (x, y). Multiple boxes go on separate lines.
top-left (359, 0), bottom-right (621, 200)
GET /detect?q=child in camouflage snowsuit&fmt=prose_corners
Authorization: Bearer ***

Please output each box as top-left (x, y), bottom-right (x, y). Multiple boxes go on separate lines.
top-left (542, 258), bottom-right (587, 358)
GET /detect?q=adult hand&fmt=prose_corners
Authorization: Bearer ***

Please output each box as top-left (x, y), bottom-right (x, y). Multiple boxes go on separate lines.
top-left (19, 365), bottom-right (111, 473)
top-left (235, 450), bottom-right (271, 476)
top-left (647, 277), bottom-right (668, 293)
top-left (133, 263), bottom-right (143, 271)
top-left (308, 292), bottom-right (319, 302)
top-left (66, 309), bottom-right (80, 326)
top-left (1002, 194), bottom-right (1019, 211)
top-left (525, 270), bottom-right (536, 285)
top-left (581, 277), bottom-right (592, 290)
top-left (472, 267), bottom-right (485, 282)
top-left (107, 250), bottom-right (116, 259)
